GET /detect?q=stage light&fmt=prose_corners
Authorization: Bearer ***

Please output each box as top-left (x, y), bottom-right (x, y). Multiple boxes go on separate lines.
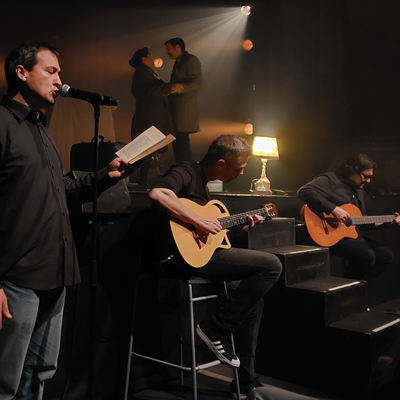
top-left (241, 5), bottom-right (251, 16)
top-left (251, 136), bottom-right (279, 194)
top-left (244, 123), bottom-right (253, 135)
top-left (243, 39), bottom-right (253, 51)
top-left (154, 58), bottom-right (163, 68)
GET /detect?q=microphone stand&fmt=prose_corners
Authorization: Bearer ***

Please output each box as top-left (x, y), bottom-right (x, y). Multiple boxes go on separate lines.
top-left (86, 103), bottom-right (101, 400)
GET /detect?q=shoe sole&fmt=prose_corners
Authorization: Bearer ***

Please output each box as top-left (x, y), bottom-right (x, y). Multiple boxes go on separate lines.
top-left (195, 325), bottom-right (240, 368)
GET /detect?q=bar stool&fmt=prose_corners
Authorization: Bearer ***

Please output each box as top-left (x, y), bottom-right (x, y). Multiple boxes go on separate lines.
top-left (123, 268), bottom-right (241, 400)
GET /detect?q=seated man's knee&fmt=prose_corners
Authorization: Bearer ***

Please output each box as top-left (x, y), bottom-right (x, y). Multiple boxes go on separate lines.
top-left (375, 247), bottom-right (395, 264)
top-left (262, 254), bottom-right (282, 280)
top-left (357, 247), bottom-right (376, 268)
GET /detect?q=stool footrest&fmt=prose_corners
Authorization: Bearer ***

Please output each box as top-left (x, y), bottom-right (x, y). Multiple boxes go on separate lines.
top-left (131, 351), bottom-right (222, 371)
top-left (132, 351), bottom-right (192, 371)
top-left (192, 294), bottom-right (219, 302)
top-left (196, 359), bottom-right (222, 370)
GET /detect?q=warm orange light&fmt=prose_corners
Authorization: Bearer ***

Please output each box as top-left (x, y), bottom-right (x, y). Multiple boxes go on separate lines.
top-left (241, 5), bottom-right (251, 15)
top-left (243, 40), bottom-right (253, 51)
top-left (154, 58), bottom-right (163, 68)
top-left (244, 123), bottom-right (253, 135)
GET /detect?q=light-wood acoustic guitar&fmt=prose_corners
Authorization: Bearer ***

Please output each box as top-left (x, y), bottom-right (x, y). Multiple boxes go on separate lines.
top-left (169, 198), bottom-right (278, 268)
top-left (302, 203), bottom-right (395, 247)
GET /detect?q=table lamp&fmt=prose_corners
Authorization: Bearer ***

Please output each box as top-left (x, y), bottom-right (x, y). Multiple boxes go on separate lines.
top-left (251, 136), bottom-right (279, 194)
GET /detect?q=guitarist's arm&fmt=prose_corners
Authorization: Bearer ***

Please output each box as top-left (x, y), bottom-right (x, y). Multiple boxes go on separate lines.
top-left (298, 174), bottom-right (343, 219)
top-left (149, 188), bottom-right (223, 234)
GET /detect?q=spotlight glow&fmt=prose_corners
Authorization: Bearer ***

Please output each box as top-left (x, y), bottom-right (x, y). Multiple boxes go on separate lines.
top-left (241, 5), bottom-right (251, 16)
top-left (243, 39), bottom-right (253, 51)
top-left (244, 123), bottom-right (253, 135)
top-left (154, 58), bottom-right (163, 68)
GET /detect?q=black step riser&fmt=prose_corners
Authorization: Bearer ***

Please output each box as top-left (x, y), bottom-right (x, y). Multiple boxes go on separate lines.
top-left (248, 218), bottom-right (295, 248)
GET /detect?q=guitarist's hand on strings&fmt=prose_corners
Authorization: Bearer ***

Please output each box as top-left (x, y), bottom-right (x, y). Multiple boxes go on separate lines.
top-left (241, 214), bottom-right (265, 232)
top-left (332, 206), bottom-right (350, 222)
top-left (195, 216), bottom-right (222, 235)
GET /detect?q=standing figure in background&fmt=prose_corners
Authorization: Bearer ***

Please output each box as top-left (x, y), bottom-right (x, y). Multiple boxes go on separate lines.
top-left (129, 47), bottom-right (183, 186)
top-left (165, 37), bottom-right (202, 163)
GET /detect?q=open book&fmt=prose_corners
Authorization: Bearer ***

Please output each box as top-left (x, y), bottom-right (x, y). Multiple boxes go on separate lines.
top-left (116, 126), bottom-right (175, 164)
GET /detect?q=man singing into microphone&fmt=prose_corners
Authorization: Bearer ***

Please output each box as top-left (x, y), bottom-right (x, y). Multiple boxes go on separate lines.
top-left (0, 42), bottom-right (130, 399)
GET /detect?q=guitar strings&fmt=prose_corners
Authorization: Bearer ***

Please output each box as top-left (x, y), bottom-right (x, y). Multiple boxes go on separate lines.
top-left (219, 208), bottom-right (273, 228)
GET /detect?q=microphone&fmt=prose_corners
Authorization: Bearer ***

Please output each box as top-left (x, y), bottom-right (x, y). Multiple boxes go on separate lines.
top-left (59, 84), bottom-right (118, 107)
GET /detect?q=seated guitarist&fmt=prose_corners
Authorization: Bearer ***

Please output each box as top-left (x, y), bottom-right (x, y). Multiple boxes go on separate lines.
top-left (298, 153), bottom-right (400, 280)
top-left (148, 134), bottom-right (283, 398)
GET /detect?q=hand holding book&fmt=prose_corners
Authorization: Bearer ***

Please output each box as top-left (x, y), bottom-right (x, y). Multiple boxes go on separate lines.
top-left (116, 126), bottom-right (175, 164)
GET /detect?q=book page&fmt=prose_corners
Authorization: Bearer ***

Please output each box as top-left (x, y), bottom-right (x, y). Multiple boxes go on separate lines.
top-left (116, 126), bottom-right (166, 161)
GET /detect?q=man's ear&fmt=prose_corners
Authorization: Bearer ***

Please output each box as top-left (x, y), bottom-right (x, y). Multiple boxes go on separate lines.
top-left (15, 65), bottom-right (27, 82)
top-left (216, 159), bottom-right (226, 169)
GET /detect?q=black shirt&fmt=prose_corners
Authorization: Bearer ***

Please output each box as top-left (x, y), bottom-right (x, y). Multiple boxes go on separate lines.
top-left (152, 161), bottom-right (209, 204)
top-left (297, 171), bottom-right (367, 216)
top-left (0, 96), bottom-right (115, 290)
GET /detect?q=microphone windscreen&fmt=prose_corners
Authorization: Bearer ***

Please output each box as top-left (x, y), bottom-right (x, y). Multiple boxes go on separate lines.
top-left (59, 84), bottom-right (71, 97)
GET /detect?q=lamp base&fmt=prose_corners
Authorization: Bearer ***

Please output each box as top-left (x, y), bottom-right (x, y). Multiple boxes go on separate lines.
top-left (251, 178), bottom-right (272, 194)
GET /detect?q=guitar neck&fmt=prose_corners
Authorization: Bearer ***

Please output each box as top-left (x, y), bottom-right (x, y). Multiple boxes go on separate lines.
top-left (350, 215), bottom-right (393, 225)
top-left (218, 208), bottom-right (271, 230)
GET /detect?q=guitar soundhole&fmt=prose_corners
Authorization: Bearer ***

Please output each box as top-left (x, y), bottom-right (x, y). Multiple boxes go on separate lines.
top-left (213, 203), bottom-right (227, 214)
top-left (327, 218), bottom-right (339, 228)
top-left (344, 218), bottom-right (353, 227)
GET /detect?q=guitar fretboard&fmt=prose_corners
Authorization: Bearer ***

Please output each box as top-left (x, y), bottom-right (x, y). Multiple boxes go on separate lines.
top-left (218, 208), bottom-right (272, 230)
top-left (350, 215), bottom-right (394, 225)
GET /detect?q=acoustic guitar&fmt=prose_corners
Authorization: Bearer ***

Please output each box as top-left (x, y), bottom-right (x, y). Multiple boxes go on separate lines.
top-left (302, 203), bottom-right (395, 247)
top-left (170, 198), bottom-right (278, 268)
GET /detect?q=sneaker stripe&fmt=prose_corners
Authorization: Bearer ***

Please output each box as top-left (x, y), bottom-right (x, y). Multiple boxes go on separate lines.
top-left (195, 325), bottom-right (240, 368)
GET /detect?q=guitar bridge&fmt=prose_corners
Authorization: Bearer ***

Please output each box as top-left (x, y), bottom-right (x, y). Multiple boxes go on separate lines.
top-left (322, 218), bottom-right (329, 234)
top-left (190, 226), bottom-right (202, 249)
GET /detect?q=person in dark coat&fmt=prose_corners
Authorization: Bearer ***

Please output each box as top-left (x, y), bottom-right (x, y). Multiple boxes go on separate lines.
top-left (165, 37), bottom-right (202, 163)
top-left (129, 47), bottom-right (183, 185)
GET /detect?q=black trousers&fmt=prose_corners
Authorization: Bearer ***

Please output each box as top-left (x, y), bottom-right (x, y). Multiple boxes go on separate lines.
top-left (330, 235), bottom-right (394, 279)
top-left (189, 247), bottom-right (283, 384)
top-left (172, 132), bottom-right (193, 163)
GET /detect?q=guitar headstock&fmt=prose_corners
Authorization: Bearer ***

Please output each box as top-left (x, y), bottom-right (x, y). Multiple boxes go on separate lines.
top-left (261, 203), bottom-right (279, 220)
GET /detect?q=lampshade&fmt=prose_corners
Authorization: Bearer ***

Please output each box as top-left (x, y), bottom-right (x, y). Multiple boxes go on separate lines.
top-left (252, 136), bottom-right (279, 160)
top-left (250, 136), bottom-right (279, 194)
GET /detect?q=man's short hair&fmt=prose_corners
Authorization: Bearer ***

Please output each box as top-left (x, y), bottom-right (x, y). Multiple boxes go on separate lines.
top-left (5, 42), bottom-right (59, 97)
top-left (164, 37), bottom-right (186, 52)
top-left (202, 134), bottom-right (253, 166)
top-left (337, 153), bottom-right (377, 178)
top-left (129, 47), bottom-right (149, 69)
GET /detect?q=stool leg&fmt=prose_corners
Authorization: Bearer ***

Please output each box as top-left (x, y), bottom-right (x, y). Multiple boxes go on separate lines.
top-left (123, 335), bottom-right (134, 400)
top-left (188, 282), bottom-right (198, 400)
top-left (224, 282), bottom-right (241, 399)
top-left (179, 331), bottom-right (184, 386)
top-left (231, 337), bottom-right (241, 399)
top-left (123, 274), bottom-right (145, 400)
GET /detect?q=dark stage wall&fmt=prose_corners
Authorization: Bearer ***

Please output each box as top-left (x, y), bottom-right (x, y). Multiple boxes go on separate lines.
top-left (1, 0), bottom-right (400, 192)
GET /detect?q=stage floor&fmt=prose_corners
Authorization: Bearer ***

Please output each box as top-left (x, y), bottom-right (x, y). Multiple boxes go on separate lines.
top-left (129, 361), bottom-right (400, 400)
